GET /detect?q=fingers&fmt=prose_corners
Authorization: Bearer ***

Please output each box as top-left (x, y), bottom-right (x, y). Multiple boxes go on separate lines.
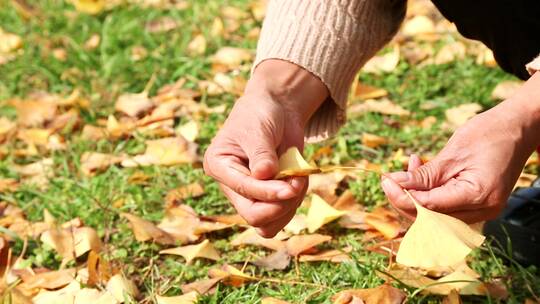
top-left (407, 154), bottom-right (423, 171)
top-left (239, 130), bottom-right (280, 180)
top-left (387, 158), bottom-right (453, 191)
top-left (204, 147), bottom-right (300, 201)
top-left (383, 176), bottom-right (484, 215)
top-left (220, 177), bottom-right (307, 228)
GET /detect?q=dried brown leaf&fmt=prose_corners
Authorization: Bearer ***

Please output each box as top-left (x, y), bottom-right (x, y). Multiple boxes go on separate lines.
top-left (252, 249), bottom-right (291, 270)
top-left (121, 213), bottom-right (176, 245)
top-left (285, 234), bottom-right (332, 256)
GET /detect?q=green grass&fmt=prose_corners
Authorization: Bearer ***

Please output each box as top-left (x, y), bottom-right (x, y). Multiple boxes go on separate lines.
top-left (1, 0), bottom-right (539, 303)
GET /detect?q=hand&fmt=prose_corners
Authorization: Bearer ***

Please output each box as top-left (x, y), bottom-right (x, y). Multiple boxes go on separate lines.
top-left (381, 96), bottom-right (540, 223)
top-left (204, 60), bottom-right (328, 237)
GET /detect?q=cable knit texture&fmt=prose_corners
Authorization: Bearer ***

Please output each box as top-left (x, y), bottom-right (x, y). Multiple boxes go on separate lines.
top-left (254, 0), bottom-right (406, 142)
top-left (527, 55), bottom-right (540, 75)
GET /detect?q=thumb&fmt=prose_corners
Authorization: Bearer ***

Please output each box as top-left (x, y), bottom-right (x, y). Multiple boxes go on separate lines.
top-left (387, 158), bottom-right (450, 190)
top-left (242, 136), bottom-right (279, 180)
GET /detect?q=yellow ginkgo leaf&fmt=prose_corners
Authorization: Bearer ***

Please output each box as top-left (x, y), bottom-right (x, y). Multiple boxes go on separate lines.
top-left (276, 147), bottom-right (320, 179)
top-left (69, 0), bottom-right (105, 14)
top-left (160, 239), bottom-right (220, 264)
top-left (156, 292), bottom-right (198, 304)
top-left (396, 191), bottom-right (485, 269)
top-left (305, 194), bottom-right (346, 233)
top-left (177, 120), bottom-right (199, 142)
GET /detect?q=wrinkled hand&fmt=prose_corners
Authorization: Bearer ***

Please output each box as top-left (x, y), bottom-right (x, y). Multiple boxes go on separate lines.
top-left (382, 100), bottom-right (539, 223)
top-left (204, 60), bottom-right (328, 237)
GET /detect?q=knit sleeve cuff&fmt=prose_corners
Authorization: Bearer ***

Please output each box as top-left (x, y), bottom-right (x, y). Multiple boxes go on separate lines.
top-left (526, 55), bottom-right (540, 75)
top-left (253, 0), bottom-right (405, 142)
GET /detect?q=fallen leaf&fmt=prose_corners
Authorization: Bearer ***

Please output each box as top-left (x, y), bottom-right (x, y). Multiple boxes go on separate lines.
top-left (443, 290), bottom-right (462, 304)
top-left (156, 292), bottom-right (199, 304)
top-left (338, 210), bottom-right (370, 230)
top-left (0, 28), bottom-right (23, 64)
top-left (306, 194), bottom-right (347, 233)
top-left (181, 277), bottom-right (222, 295)
top-left (332, 284), bottom-right (406, 304)
top-left (69, 0), bottom-right (105, 14)
top-left (261, 297), bottom-right (291, 304)
top-left (276, 147), bottom-right (319, 179)
top-left (0, 117), bottom-right (16, 142)
top-left (145, 17), bottom-right (179, 33)
top-left (106, 273), bottom-right (139, 302)
top-left (187, 34), bottom-right (207, 56)
top-left (349, 99), bottom-right (410, 117)
top-left (284, 214), bottom-right (307, 235)
top-left (208, 264), bottom-right (256, 287)
top-left (308, 171), bottom-right (347, 204)
top-left (363, 46), bottom-right (400, 74)
top-left (444, 103), bottom-right (482, 129)
top-left (364, 207), bottom-right (401, 239)
top-left (396, 191), bottom-right (485, 269)
top-left (177, 120), bottom-right (199, 142)
top-left (434, 42), bottom-right (466, 65)
top-left (122, 136), bottom-right (198, 167)
top-left (333, 190), bottom-right (362, 212)
top-left (115, 92), bottom-right (154, 117)
top-left (80, 152), bottom-right (124, 175)
top-left (353, 83), bottom-right (388, 100)
top-left (211, 47), bottom-right (252, 70)
top-left (201, 214), bottom-right (247, 226)
top-left (0, 178), bottom-right (19, 193)
top-left (231, 228), bottom-right (286, 251)
top-left (81, 125), bottom-right (107, 141)
top-left (253, 248), bottom-right (291, 270)
top-left (21, 269), bottom-right (76, 290)
top-left (40, 226), bottom-right (102, 263)
top-left (13, 99), bottom-right (57, 127)
top-left (160, 239), bottom-right (221, 264)
top-left (299, 247), bottom-right (352, 263)
top-left (491, 80), bottom-right (523, 100)
top-left (84, 34), bottom-right (101, 50)
top-left (165, 182), bottom-right (205, 207)
top-left (121, 213), bottom-right (176, 245)
top-left (402, 15), bottom-right (436, 37)
top-left (362, 133), bottom-right (388, 148)
top-left (285, 234), bottom-right (332, 256)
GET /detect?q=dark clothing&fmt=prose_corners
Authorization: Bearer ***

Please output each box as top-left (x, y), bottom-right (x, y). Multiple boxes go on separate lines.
top-left (432, 0), bottom-right (540, 80)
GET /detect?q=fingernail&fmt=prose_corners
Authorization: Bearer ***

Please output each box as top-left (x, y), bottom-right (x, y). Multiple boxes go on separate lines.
top-left (389, 171), bottom-right (411, 183)
top-left (277, 187), bottom-right (295, 200)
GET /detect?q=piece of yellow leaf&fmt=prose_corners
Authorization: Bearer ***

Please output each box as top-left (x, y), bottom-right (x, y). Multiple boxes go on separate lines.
top-left (299, 247), bottom-right (352, 263)
top-left (361, 133), bottom-right (388, 148)
top-left (434, 42), bottom-right (466, 65)
top-left (261, 297), bottom-right (291, 304)
top-left (69, 0), bottom-right (105, 14)
top-left (396, 191), bottom-right (485, 269)
top-left (80, 152), bottom-right (124, 176)
top-left (115, 92), bottom-right (154, 117)
top-left (332, 284), bottom-right (407, 304)
top-left (231, 227), bottom-right (286, 251)
top-left (364, 207), bottom-right (401, 240)
top-left (353, 83), bottom-right (388, 100)
top-left (491, 80), bottom-right (523, 100)
top-left (13, 99), bottom-right (57, 127)
top-left (160, 239), bottom-right (220, 264)
top-left (306, 194), bottom-right (347, 233)
top-left (177, 120), bottom-right (199, 142)
top-left (156, 291), bottom-right (199, 304)
top-left (187, 34), bottom-right (207, 56)
top-left (121, 136), bottom-right (198, 167)
top-left (349, 98), bottom-right (410, 117)
top-left (121, 213), bottom-right (176, 245)
top-left (21, 269), bottom-right (76, 290)
top-left (40, 227), bottom-right (101, 263)
top-left (276, 147), bottom-right (320, 179)
top-left (444, 103), bottom-right (482, 129)
top-left (285, 234), bottom-right (332, 256)
top-left (211, 47), bottom-right (252, 69)
top-left (363, 45), bottom-right (400, 74)
top-left (105, 274), bottom-right (139, 303)
top-left (402, 15), bottom-right (436, 37)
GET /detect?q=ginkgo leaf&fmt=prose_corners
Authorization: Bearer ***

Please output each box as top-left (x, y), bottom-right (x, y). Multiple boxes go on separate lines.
top-left (106, 274), bottom-right (139, 302)
top-left (285, 234), bottom-right (332, 256)
top-left (160, 239), bottom-right (220, 264)
top-left (121, 137), bottom-right (198, 167)
top-left (231, 227), bottom-right (286, 251)
top-left (332, 284), bottom-right (406, 304)
top-left (208, 264), bottom-right (256, 287)
top-left (261, 297), bottom-right (291, 304)
top-left (396, 191), bottom-right (485, 269)
top-left (253, 248), bottom-right (291, 270)
top-left (115, 92), bottom-right (155, 117)
top-left (364, 207), bottom-right (401, 240)
top-left (121, 213), bottom-right (176, 245)
top-left (363, 45), bottom-right (400, 74)
top-left (283, 214), bottom-right (307, 235)
top-left (491, 80), bottom-right (523, 100)
top-left (156, 292), bottom-right (199, 304)
top-left (211, 47), bottom-right (252, 69)
top-left (305, 194), bottom-right (347, 233)
top-left (80, 152), bottom-right (124, 176)
top-left (40, 226), bottom-right (102, 263)
top-left (276, 147), bottom-right (320, 179)
top-left (177, 120), bottom-right (199, 142)
top-left (69, 0), bottom-right (105, 14)
top-left (13, 99), bottom-right (58, 127)
top-left (402, 15), bottom-right (436, 37)
top-left (181, 277), bottom-right (222, 295)
top-left (187, 34), bottom-right (207, 56)
top-left (444, 103), bottom-right (482, 129)
top-left (349, 98), bottom-right (410, 117)
top-left (21, 269), bottom-right (76, 290)
top-left (361, 133), bottom-right (388, 149)
top-left (353, 83), bottom-right (388, 100)
top-left (299, 247), bottom-right (352, 263)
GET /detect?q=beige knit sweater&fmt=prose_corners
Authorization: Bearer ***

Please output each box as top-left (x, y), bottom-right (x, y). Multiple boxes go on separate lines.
top-left (253, 0), bottom-right (540, 142)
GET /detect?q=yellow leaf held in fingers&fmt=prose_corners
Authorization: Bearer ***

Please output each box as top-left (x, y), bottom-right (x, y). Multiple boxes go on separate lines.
top-left (306, 194), bottom-right (347, 233)
top-left (276, 147), bottom-right (320, 179)
top-left (160, 239), bottom-right (220, 264)
top-left (396, 191), bottom-right (485, 269)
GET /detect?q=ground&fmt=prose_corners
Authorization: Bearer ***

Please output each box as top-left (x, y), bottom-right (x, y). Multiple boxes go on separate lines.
top-left (0, 0), bottom-right (539, 303)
